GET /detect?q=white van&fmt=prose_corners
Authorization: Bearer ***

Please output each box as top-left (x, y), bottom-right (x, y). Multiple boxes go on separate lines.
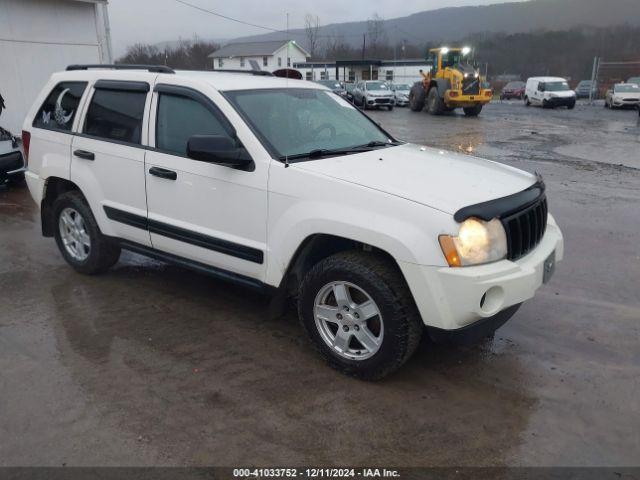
top-left (525, 77), bottom-right (576, 109)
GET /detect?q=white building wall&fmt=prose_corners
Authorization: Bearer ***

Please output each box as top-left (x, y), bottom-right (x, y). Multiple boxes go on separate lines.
top-left (295, 64), bottom-right (431, 84)
top-left (212, 43), bottom-right (308, 73)
top-left (0, 0), bottom-right (110, 135)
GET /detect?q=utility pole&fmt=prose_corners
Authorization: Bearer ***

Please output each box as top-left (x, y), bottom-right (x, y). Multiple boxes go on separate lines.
top-left (362, 34), bottom-right (366, 61)
top-left (589, 56), bottom-right (599, 104)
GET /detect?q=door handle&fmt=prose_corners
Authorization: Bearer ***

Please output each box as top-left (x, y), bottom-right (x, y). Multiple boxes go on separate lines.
top-left (149, 166), bottom-right (177, 180)
top-left (74, 149), bottom-right (95, 161)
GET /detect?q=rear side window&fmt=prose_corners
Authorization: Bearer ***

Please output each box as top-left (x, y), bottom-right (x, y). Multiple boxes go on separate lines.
top-left (33, 82), bottom-right (87, 132)
top-left (156, 93), bottom-right (229, 156)
top-left (84, 88), bottom-right (147, 144)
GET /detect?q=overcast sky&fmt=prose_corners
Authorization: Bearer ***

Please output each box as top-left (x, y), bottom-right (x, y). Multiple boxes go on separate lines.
top-left (108, 0), bottom-right (526, 56)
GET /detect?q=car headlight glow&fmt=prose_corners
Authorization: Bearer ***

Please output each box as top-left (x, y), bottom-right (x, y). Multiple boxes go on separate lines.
top-left (439, 218), bottom-right (508, 267)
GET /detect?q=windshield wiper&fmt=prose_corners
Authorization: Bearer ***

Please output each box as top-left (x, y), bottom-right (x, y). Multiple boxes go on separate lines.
top-left (279, 140), bottom-right (400, 161)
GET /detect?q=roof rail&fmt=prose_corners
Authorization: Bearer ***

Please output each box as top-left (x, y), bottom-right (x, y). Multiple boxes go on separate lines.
top-left (66, 64), bottom-right (175, 74)
top-left (212, 69), bottom-right (274, 76)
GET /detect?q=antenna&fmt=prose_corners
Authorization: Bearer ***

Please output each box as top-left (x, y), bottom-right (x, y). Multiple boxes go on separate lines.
top-left (284, 12), bottom-right (290, 168)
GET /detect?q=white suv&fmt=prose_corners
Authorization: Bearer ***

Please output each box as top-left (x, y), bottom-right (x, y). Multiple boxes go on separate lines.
top-left (23, 65), bottom-right (563, 379)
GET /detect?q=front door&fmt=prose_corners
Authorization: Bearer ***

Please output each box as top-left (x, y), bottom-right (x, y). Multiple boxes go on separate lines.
top-left (144, 82), bottom-right (268, 281)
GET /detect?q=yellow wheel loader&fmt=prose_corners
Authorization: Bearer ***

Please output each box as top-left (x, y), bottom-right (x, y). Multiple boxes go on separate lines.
top-left (409, 47), bottom-right (492, 117)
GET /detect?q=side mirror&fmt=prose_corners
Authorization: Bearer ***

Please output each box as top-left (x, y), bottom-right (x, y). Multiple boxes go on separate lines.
top-left (187, 135), bottom-right (254, 171)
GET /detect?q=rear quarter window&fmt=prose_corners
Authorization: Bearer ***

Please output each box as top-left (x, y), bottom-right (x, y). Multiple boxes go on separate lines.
top-left (32, 82), bottom-right (87, 132)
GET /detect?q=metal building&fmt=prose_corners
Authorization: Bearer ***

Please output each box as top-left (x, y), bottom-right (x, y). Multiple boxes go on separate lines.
top-left (0, 0), bottom-right (112, 135)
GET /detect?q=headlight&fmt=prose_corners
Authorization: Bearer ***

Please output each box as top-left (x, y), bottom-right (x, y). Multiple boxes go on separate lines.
top-left (439, 218), bottom-right (507, 267)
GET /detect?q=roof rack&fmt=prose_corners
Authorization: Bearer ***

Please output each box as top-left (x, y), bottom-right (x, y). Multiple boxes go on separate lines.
top-left (66, 64), bottom-right (175, 74)
top-left (212, 69), bottom-right (274, 76)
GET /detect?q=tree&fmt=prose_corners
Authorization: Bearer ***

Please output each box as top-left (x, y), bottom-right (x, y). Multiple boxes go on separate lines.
top-left (366, 13), bottom-right (386, 58)
top-left (304, 14), bottom-right (321, 59)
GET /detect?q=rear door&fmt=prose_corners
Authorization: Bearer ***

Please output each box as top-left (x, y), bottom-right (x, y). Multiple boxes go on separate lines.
top-left (144, 79), bottom-right (268, 281)
top-left (71, 77), bottom-right (152, 246)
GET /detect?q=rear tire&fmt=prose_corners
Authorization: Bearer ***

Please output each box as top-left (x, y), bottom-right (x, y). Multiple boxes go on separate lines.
top-left (409, 85), bottom-right (426, 112)
top-left (463, 105), bottom-right (483, 117)
top-left (53, 191), bottom-right (121, 275)
top-left (298, 251), bottom-right (422, 380)
top-left (426, 88), bottom-right (445, 115)
top-left (387, 105), bottom-right (394, 111)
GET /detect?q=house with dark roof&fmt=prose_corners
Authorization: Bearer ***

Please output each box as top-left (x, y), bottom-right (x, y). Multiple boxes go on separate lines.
top-left (208, 40), bottom-right (310, 74)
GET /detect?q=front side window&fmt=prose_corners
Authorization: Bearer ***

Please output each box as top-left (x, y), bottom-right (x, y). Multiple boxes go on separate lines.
top-left (84, 89), bottom-right (147, 144)
top-left (156, 93), bottom-right (230, 156)
top-left (224, 88), bottom-right (393, 160)
top-left (33, 82), bottom-right (87, 132)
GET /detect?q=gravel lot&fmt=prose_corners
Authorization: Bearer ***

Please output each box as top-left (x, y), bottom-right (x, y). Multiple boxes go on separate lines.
top-left (1, 100), bottom-right (639, 467)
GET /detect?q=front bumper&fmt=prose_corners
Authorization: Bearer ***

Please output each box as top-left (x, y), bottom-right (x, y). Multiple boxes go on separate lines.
top-left (399, 216), bottom-right (564, 330)
top-left (366, 97), bottom-right (395, 106)
top-left (445, 89), bottom-right (493, 107)
top-left (611, 98), bottom-right (640, 107)
top-left (0, 150), bottom-right (25, 177)
top-left (543, 97), bottom-right (576, 107)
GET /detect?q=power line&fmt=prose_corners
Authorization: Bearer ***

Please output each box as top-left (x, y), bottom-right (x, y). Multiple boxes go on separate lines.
top-left (171, 0), bottom-right (407, 41)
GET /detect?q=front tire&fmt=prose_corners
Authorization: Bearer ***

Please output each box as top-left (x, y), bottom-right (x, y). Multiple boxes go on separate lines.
top-left (298, 251), bottom-right (422, 380)
top-left (463, 105), bottom-right (483, 117)
top-left (53, 191), bottom-right (121, 275)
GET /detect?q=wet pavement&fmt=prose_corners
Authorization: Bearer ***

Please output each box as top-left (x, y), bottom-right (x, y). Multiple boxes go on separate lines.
top-left (1, 102), bottom-right (639, 467)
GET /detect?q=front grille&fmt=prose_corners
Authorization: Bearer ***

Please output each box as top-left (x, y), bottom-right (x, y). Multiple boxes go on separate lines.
top-left (501, 196), bottom-right (548, 261)
top-left (462, 76), bottom-right (480, 95)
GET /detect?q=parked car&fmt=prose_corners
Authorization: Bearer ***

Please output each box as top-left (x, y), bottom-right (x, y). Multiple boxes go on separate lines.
top-left (604, 83), bottom-right (640, 109)
top-left (627, 77), bottom-right (640, 86)
top-left (23, 66), bottom-right (563, 379)
top-left (352, 81), bottom-right (395, 110)
top-left (524, 77), bottom-right (576, 109)
top-left (390, 83), bottom-right (411, 106)
top-left (315, 80), bottom-right (347, 97)
top-left (344, 82), bottom-right (356, 102)
top-left (500, 81), bottom-right (525, 100)
top-left (574, 80), bottom-right (598, 99)
top-left (0, 93), bottom-right (25, 185)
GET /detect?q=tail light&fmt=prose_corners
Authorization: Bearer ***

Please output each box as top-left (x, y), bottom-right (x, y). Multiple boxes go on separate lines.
top-left (21, 130), bottom-right (30, 167)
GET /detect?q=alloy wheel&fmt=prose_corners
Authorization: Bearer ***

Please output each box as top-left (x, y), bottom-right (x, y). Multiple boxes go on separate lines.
top-left (59, 207), bottom-right (91, 261)
top-left (313, 281), bottom-right (384, 361)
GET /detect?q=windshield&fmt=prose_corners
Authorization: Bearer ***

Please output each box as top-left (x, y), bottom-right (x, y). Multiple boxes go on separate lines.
top-left (577, 81), bottom-right (592, 88)
top-left (626, 77), bottom-right (640, 85)
top-left (365, 82), bottom-right (389, 90)
top-left (224, 88), bottom-right (394, 160)
top-left (543, 81), bottom-right (570, 92)
top-left (615, 84), bottom-right (640, 93)
top-left (505, 82), bottom-right (524, 89)
top-left (394, 84), bottom-right (410, 90)
top-left (318, 80), bottom-right (342, 89)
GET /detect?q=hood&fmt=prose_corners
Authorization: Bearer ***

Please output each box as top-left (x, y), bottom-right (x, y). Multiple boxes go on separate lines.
top-left (367, 89), bottom-right (393, 96)
top-left (613, 91), bottom-right (640, 99)
top-left (295, 143), bottom-right (536, 215)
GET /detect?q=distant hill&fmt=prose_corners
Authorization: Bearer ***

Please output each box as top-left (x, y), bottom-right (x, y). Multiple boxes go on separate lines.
top-left (231, 0), bottom-right (640, 49)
